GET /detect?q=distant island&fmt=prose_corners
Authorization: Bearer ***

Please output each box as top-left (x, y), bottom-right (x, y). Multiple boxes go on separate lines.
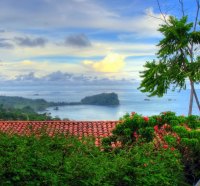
top-left (81, 93), bottom-right (119, 106)
top-left (0, 93), bottom-right (119, 112)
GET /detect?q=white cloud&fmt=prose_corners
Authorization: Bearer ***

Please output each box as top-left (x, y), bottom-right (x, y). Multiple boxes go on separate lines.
top-left (0, 0), bottom-right (164, 37)
top-left (83, 53), bottom-right (125, 73)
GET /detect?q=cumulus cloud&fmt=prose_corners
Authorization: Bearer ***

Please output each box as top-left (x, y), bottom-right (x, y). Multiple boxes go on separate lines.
top-left (65, 34), bottom-right (91, 47)
top-left (14, 36), bottom-right (48, 47)
top-left (83, 53), bottom-right (125, 73)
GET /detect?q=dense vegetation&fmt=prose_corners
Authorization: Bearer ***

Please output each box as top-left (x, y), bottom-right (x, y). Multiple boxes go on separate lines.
top-left (0, 111), bottom-right (199, 185)
top-left (81, 93), bottom-right (119, 106)
top-left (0, 105), bottom-right (60, 121)
top-left (103, 111), bottom-right (200, 185)
top-left (0, 96), bottom-right (59, 111)
top-left (0, 133), bottom-right (134, 185)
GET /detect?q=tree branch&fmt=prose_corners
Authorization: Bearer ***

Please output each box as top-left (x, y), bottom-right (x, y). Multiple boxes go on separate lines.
top-left (179, 0), bottom-right (185, 16)
top-left (156, 0), bottom-right (169, 24)
top-left (194, 0), bottom-right (200, 31)
top-left (146, 13), bottom-right (166, 23)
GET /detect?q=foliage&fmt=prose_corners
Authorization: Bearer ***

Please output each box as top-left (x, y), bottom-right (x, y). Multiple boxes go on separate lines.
top-left (0, 96), bottom-right (50, 111)
top-left (103, 111), bottom-right (200, 185)
top-left (0, 132), bottom-right (135, 186)
top-left (130, 143), bottom-right (184, 186)
top-left (0, 105), bottom-right (59, 121)
top-left (139, 16), bottom-right (200, 97)
top-left (0, 111), bottom-right (199, 185)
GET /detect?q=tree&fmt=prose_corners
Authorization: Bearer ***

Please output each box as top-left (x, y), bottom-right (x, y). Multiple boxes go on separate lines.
top-left (139, 1), bottom-right (200, 115)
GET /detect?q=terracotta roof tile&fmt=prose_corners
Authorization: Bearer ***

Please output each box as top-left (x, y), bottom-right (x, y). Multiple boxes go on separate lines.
top-left (0, 121), bottom-right (118, 146)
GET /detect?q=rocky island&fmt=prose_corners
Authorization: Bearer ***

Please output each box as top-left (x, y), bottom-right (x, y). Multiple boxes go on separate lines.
top-left (81, 93), bottom-right (119, 106)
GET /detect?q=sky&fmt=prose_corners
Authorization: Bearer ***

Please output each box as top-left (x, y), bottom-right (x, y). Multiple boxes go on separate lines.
top-left (0, 0), bottom-right (198, 84)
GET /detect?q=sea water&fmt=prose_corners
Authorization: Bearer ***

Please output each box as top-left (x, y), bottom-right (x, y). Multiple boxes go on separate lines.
top-left (0, 84), bottom-right (199, 120)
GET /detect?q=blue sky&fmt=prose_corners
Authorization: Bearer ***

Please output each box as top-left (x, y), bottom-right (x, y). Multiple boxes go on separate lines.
top-left (0, 0), bottom-right (198, 83)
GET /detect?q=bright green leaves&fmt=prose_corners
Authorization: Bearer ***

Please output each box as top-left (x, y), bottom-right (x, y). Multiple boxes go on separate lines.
top-left (188, 58), bottom-right (200, 81)
top-left (139, 15), bottom-right (200, 98)
top-left (158, 16), bottom-right (193, 58)
top-left (138, 60), bottom-right (170, 97)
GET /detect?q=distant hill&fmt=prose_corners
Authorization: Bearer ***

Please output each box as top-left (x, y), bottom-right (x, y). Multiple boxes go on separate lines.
top-left (0, 93), bottom-right (120, 112)
top-left (81, 93), bottom-right (119, 106)
top-left (0, 106), bottom-right (59, 121)
top-left (0, 96), bottom-right (50, 111)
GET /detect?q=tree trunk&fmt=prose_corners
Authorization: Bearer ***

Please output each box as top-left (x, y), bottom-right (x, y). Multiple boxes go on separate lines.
top-left (188, 80), bottom-right (200, 115)
top-left (188, 84), bottom-right (194, 115)
top-left (192, 84), bottom-right (200, 111)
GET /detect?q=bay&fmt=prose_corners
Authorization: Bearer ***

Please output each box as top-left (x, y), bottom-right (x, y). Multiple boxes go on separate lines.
top-left (0, 84), bottom-right (199, 120)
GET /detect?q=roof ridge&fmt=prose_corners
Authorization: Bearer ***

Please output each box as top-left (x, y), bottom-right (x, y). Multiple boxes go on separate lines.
top-left (0, 120), bottom-right (119, 122)
top-left (0, 120), bottom-right (119, 146)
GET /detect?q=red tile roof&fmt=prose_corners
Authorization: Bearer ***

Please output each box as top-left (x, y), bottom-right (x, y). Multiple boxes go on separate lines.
top-left (0, 121), bottom-right (118, 146)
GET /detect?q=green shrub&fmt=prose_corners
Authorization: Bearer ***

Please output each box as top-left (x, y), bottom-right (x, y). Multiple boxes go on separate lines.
top-left (130, 143), bottom-right (184, 186)
top-left (186, 115), bottom-right (200, 129)
top-left (0, 132), bottom-right (135, 186)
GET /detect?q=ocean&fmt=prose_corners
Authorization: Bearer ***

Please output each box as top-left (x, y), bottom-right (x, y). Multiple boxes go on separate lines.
top-left (0, 84), bottom-right (199, 120)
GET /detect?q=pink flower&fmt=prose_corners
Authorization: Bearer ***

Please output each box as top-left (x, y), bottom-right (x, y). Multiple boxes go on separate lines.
top-left (133, 131), bottom-right (139, 141)
top-left (133, 131), bottom-right (138, 138)
top-left (111, 142), bottom-right (116, 148)
top-left (116, 141), bottom-right (122, 147)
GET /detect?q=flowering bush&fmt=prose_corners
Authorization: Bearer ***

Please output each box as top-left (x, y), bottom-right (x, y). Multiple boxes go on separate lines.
top-left (102, 111), bottom-right (200, 185)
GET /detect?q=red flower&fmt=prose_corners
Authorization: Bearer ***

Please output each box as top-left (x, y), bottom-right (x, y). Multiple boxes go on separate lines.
top-left (143, 116), bottom-right (149, 122)
top-left (154, 125), bottom-right (159, 132)
top-left (163, 144), bottom-right (168, 149)
top-left (133, 131), bottom-right (138, 138)
top-left (170, 147), bottom-right (175, 151)
top-left (163, 124), bottom-right (170, 129)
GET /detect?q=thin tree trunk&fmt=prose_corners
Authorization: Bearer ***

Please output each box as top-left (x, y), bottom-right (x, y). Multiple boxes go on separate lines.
top-left (189, 80), bottom-right (200, 115)
top-left (190, 0), bottom-right (200, 114)
top-left (188, 82), bottom-right (194, 115)
top-left (191, 82), bottom-right (200, 111)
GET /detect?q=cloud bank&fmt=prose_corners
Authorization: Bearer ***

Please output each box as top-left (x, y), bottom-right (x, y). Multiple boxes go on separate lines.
top-left (0, 71), bottom-right (133, 86)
